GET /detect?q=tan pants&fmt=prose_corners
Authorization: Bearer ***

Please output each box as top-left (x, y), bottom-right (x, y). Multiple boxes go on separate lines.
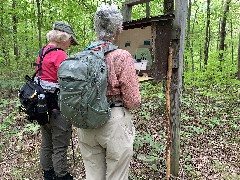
top-left (40, 111), bottom-right (72, 177)
top-left (78, 107), bottom-right (135, 180)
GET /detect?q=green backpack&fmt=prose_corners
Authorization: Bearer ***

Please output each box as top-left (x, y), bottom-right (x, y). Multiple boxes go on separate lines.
top-left (58, 42), bottom-right (118, 129)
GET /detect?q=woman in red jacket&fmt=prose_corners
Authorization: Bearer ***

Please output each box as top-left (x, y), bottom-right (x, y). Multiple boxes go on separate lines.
top-left (35, 21), bottom-right (78, 180)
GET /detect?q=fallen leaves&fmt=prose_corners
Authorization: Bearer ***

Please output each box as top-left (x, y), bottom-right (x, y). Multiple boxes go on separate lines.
top-left (0, 85), bottom-right (239, 179)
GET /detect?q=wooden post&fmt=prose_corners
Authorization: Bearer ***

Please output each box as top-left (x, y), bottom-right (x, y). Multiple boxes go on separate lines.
top-left (152, 20), bottom-right (172, 81)
top-left (122, 4), bottom-right (132, 22)
top-left (146, 2), bottom-right (150, 18)
top-left (123, 0), bottom-right (152, 6)
top-left (164, 0), bottom-right (174, 15)
top-left (121, 0), bottom-right (187, 177)
top-left (170, 0), bottom-right (187, 176)
top-left (122, 0), bottom-right (153, 22)
top-left (166, 47), bottom-right (173, 179)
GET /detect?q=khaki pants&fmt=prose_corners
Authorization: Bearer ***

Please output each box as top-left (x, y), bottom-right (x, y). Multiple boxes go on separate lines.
top-left (78, 107), bottom-right (135, 180)
top-left (40, 111), bottom-right (72, 177)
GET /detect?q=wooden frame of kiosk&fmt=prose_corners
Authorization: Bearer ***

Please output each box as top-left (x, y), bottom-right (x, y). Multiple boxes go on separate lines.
top-left (118, 1), bottom-right (175, 82)
top-left (120, 0), bottom-right (188, 178)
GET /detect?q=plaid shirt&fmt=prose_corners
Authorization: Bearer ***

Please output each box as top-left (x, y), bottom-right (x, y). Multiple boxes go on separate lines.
top-left (105, 49), bottom-right (141, 109)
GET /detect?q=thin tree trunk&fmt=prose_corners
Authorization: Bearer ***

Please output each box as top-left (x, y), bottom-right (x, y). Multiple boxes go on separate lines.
top-left (164, 0), bottom-right (174, 14)
top-left (199, 47), bottom-right (202, 71)
top-left (238, 32), bottom-right (240, 80)
top-left (217, 20), bottom-right (220, 50)
top-left (219, 0), bottom-right (231, 69)
top-left (191, 1), bottom-right (199, 73)
top-left (12, 0), bottom-right (19, 62)
top-left (217, 0), bottom-right (225, 50)
top-left (146, 2), bottom-right (150, 18)
top-left (186, 0), bottom-right (191, 48)
top-left (36, 0), bottom-right (42, 48)
top-left (185, 0), bottom-right (191, 71)
top-left (25, 19), bottom-right (30, 59)
top-left (230, 18), bottom-right (234, 64)
top-left (204, 0), bottom-right (211, 66)
top-left (0, 3), bottom-right (9, 66)
top-left (166, 47), bottom-right (173, 180)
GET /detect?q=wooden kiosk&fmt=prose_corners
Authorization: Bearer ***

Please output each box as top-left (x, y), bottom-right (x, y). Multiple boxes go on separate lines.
top-left (117, 14), bottom-right (174, 81)
top-left (119, 0), bottom-right (187, 177)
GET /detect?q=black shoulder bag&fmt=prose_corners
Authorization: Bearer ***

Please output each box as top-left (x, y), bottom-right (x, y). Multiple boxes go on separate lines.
top-left (18, 47), bottom-right (63, 125)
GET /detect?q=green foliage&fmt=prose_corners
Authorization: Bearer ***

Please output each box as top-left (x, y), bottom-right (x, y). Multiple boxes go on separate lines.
top-left (184, 61), bottom-right (239, 95)
top-left (0, 112), bottom-right (16, 138)
top-left (131, 0), bottom-right (164, 20)
top-left (0, 97), bottom-right (33, 138)
top-left (0, 0), bottom-right (239, 179)
top-left (0, 95), bottom-right (40, 167)
top-left (16, 123), bottom-right (40, 142)
top-left (133, 66), bottom-right (239, 178)
top-left (134, 131), bottom-right (164, 152)
top-left (140, 81), bottom-right (165, 99)
top-left (212, 160), bottom-right (240, 180)
top-left (0, 0), bottom-right (100, 80)
top-left (0, 99), bottom-right (18, 163)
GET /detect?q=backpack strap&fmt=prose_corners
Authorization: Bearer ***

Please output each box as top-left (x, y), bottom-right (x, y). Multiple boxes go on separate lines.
top-left (31, 47), bottom-right (64, 80)
top-left (84, 41), bottom-right (118, 54)
top-left (84, 40), bottom-right (110, 51)
top-left (101, 44), bottom-right (118, 54)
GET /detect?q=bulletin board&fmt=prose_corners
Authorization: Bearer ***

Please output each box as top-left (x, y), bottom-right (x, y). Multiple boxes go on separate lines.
top-left (117, 25), bottom-right (153, 76)
top-left (117, 15), bottom-right (174, 80)
top-left (117, 26), bottom-right (152, 56)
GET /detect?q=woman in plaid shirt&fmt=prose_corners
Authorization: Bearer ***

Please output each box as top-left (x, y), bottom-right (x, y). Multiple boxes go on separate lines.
top-left (77, 4), bottom-right (141, 180)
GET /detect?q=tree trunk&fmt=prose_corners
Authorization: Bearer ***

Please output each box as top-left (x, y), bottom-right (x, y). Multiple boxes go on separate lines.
top-left (0, 3), bottom-right (9, 66)
top-left (217, 20), bottom-right (220, 50)
top-left (199, 46), bottom-right (202, 71)
top-left (170, 0), bottom-right (187, 177)
top-left (146, 2), bottom-right (150, 18)
top-left (191, 1), bottom-right (199, 73)
top-left (186, 0), bottom-right (191, 47)
top-left (217, 0), bottom-right (225, 50)
top-left (12, 0), bottom-right (19, 62)
top-left (238, 32), bottom-right (240, 80)
top-left (203, 0), bottom-right (211, 66)
top-left (36, 0), bottom-right (42, 48)
top-left (185, 0), bottom-right (191, 71)
top-left (218, 0), bottom-right (231, 68)
top-left (164, 0), bottom-right (174, 14)
top-left (230, 18), bottom-right (234, 64)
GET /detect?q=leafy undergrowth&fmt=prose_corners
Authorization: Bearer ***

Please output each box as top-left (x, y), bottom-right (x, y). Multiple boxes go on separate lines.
top-left (0, 81), bottom-right (239, 179)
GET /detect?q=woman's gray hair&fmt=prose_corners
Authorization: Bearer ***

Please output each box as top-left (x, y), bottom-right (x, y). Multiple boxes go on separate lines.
top-left (46, 30), bottom-right (71, 43)
top-left (94, 4), bottom-right (123, 39)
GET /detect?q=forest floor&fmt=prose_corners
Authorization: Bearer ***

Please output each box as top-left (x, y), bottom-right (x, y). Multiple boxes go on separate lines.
top-left (0, 82), bottom-right (239, 180)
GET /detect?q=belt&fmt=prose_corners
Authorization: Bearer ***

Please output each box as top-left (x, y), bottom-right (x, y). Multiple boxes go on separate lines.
top-left (110, 101), bottom-right (123, 108)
